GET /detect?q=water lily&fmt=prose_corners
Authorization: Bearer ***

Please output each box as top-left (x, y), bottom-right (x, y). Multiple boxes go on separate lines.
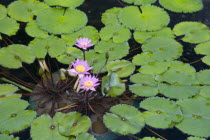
top-left (67, 59), bottom-right (92, 77)
top-left (79, 75), bottom-right (100, 91)
top-left (75, 37), bottom-right (94, 50)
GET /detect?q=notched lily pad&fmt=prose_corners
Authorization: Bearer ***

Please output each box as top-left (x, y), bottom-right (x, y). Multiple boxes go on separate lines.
top-left (75, 132), bottom-right (96, 140)
top-left (196, 70), bottom-right (210, 85)
top-left (103, 104), bottom-right (145, 135)
top-left (0, 4), bottom-right (7, 20)
top-left (195, 41), bottom-right (210, 66)
top-left (0, 84), bottom-right (18, 97)
top-left (101, 7), bottom-right (122, 26)
top-left (44, 0), bottom-right (84, 8)
top-left (0, 17), bottom-right (19, 36)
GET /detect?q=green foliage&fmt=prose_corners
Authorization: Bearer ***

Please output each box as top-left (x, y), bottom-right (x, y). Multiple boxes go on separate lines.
top-left (173, 22), bottom-right (210, 43)
top-left (196, 70), bottom-right (210, 85)
top-left (0, 134), bottom-right (19, 140)
top-left (58, 112), bottom-right (91, 136)
top-left (159, 0), bottom-right (203, 13)
top-left (31, 113), bottom-right (69, 140)
top-left (119, 5), bottom-right (169, 31)
top-left (102, 72), bottom-right (125, 97)
top-left (8, 0), bottom-right (49, 22)
top-left (44, 0), bottom-right (84, 8)
top-left (103, 104), bottom-right (145, 135)
top-left (176, 99), bottom-right (210, 137)
top-left (195, 41), bottom-right (210, 66)
top-left (75, 133), bottom-right (96, 140)
top-left (199, 86), bottom-right (210, 99)
top-left (0, 84), bottom-right (18, 97)
top-left (186, 137), bottom-right (206, 140)
top-left (62, 26), bottom-right (99, 46)
top-left (141, 137), bottom-right (162, 140)
top-left (99, 25), bottom-right (131, 43)
top-left (0, 4), bottom-right (7, 20)
top-left (0, 17), bottom-right (19, 36)
top-left (122, 0), bottom-right (157, 5)
top-left (101, 7), bottom-right (122, 26)
top-left (36, 7), bottom-right (87, 34)
top-left (29, 36), bottom-right (67, 58)
top-left (140, 97), bottom-right (183, 128)
top-left (0, 44), bottom-right (35, 69)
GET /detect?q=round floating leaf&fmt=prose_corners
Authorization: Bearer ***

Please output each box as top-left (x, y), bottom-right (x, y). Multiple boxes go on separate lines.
top-left (201, 55), bottom-right (210, 66)
top-left (134, 27), bottom-right (175, 44)
top-left (159, 0), bottom-right (203, 13)
top-left (0, 84), bottom-right (18, 97)
top-left (29, 36), bottom-right (67, 58)
top-left (8, 0), bottom-right (49, 22)
top-left (56, 47), bottom-right (83, 64)
top-left (173, 22), bottom-right (210, 44)
top-left (195, 41), bottom-right (210, 55)
top-left (0, 134), bottom-right (19, 140)
top-left (31, 113), bottom-right (69, 140)
top-left (75, 133), bottom-right (96, 140)
top-left (99, 25), bottom-right (131, 43)
top-left (119, 5), bottom-right (169, 31)
top-left (158, 83), bottom-right (200, 99)
top-left (141, 137), bottom-right (162, 140)
top-left (0, 4), bottom-right (7, 20)
top-left (122, 0), bottom-right (157, 5)
top-left (94, 40), bottom-right (129, 61)
top-left (58, 112), bottom-right (91, 136)
top-left (141, 37), bottom-right (183, 61)
top-left (130, 73), bottom-right (157, 86)
top-left (199, 86), bottom-right (210, 99)
top-left (140, 97), bottom-right (183, 128)
top-left (186, 137), bottom-right (206, 140)
top-left (103, 104), bottom-right (145, 135)
top-left (0, 17), bottom-right (19, 36)
top-left (25, 20), bottom-right (49, 38)
top-left (196, 70), bottom-right (210, 85)
top-left (107, 60), bottom-right (135, 77)
top-left (101, 7), bottom-right (122, 26)
top-left (176, 99), bottom-right (210, 137)
top-left (62, 26), bottom-right (99, 46)
top-left (36, 7), bottom-right (87, 34)
top-left (169, 61), bottom-right (196, 75)
top-left (132, 52), bottom-right (155, 66)
top-left (44, 0), bottom-right (84, 8)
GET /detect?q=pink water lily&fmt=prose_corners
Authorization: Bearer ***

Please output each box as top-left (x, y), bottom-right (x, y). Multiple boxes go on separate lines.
top-left (75, 37), bottom-right (94, 50)
top-left (79, 75), bottom-right (100, 91)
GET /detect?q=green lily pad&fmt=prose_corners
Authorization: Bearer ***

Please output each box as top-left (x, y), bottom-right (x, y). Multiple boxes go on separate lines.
top-left (0, 17), bottom-right (19, 36)
top-left (75, 133), bottom-right (96, 140)
top-left (101, 7), bottom-right (122, 26)
top-left (8, 0), bottom-right (49, 22)
top-left (44, 0), bottom-right (84, 8)
top-left (107, 60), bottom-right (135, 77)
top-left (159, 0), bottom-right (203, 13)
top-left (122, 0), bottom-right (157, 5)
top-left (62, 26), bottom-right (99, 46)
top-left (196, 70), bottom-right (210, 85)
top-left (119, 5), bottom-right (169, 31)
top-left (103, 104), bottom-right (145, 135)
top-left (132, 52), bottom-right (155, 66)
top-left (29, 36), bottom-right (67, 58)
top-left (25, 20), bottom-right (49, 38)
top-left (99, 25), bottom-right (131, 43)
top-left (140, 97), bottom-right (183, 128)
top-left (169, 61), bottom-right (196, 75)
top-left (0, 134), bottom-right (19, 140)
top-left (199, 86), bottom-right (210, 99)
top-left (102, 72), bottom-right (125, 97)
top-left (186, 136), bottom-right (206, 140)
top-left (0, 84), bottom-right (18, 97)
top-left (36, 7), bottom-right (87, 34)
top-left (176, 99), bottom-right (210, 137)
top-left (31, 113), bottom-right (69, 140)
top-left (58, 112), bottom-right (91, 136)
top-left (173, 22), bottom-right (210, 44)
top-left (130, 73), bottom-right (157, 85)
top-left (0, 4), bottom-right (7, 20)
top-left (56, 47), bottom-right (83, 64)
top-left (94, 40), bottom-right (129, 61)
top-left (158, 83), bottom-right (200, 99)
top-left (134, 27), bottom-right (175, 44)
top-left (195, 41), bottom-right (210, 66)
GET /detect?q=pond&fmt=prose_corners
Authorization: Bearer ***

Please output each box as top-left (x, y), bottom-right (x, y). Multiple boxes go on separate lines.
top-left (0, 0), bottom-right (210, 140)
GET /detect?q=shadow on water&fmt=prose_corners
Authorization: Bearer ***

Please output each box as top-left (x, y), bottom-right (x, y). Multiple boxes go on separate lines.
top-left (1, 0), bottom-right (210, 140)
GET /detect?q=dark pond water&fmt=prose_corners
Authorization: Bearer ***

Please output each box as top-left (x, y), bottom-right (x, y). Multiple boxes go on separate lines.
top-left (1, 0), bottom-right (210, 140)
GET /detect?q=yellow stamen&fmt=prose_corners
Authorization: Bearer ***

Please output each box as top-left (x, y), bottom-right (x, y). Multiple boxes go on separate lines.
top-left (84, 81), bottom-right (93, 87)
top-left (81, 42), bottom-right (88, 46)
top-left (76, 65), bottom-right (85, 72)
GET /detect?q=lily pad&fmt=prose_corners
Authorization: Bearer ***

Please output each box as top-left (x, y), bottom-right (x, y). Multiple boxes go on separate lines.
top-left (195, 41), bottom-right (210, 66)
top-left (25, 20), bottom-right (49, 38)
top-left (107, 60), bottom-right (135, 77)
top-left (134, 27), bottom-right (175, 44)
top-left (119, 5), bottom-right (169, 31)
top-left (101, 7), bottom-right (122, 26)
top-left (75, 133), bottom-right (96, 140)
top-left (140, 97), bottom-right (183, 128)
top-left (186, 137), bottom-right (206, 140)
top-left (31, 113), bottom-right (69, 140)
top-left (141, 137), bottom-right (162, 140)
top-left (29, 36), bottom-right (67, 58)
top-left (36, 7), bottom-right (87, 34)
top-left (103, 104), bottom-right (145, 135)
top-left (0, 4), bottom-right (7, 20)
top-left (159, 0), bottom-right (203, 13)
top-left (44, 0), bottom-right (84, 8)
top-left (99, 25), bottom-right (131, 43)
top-left (176, 99), bottom-right (210, 137)
top-left (132, 52), bottom-right (155, 66)
top-left (62, 26), bottom-right (99, 46)
top-left (196, 70), bottom-right (210, 85)
top-left (199, 86), bottom-right (210, 99)
top-left (8, 0), bottom-right (49, 22)
top-left (0, 134), bottom-right (19, 140)
top-left (58, 112), bottom-right (91, 136)
top-left (0, 17), bottom-right (19, 36)
top-left (169, 61), bottom-right (196, 75)
top-left (122, 0), bottom-right (157, 5)
top-left (0, 84), bottom-right (18, 97)
top-left (173, 22), bottom-right (210, 44)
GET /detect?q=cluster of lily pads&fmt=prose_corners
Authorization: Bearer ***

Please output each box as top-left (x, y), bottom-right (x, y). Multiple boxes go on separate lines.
top-left (0, 0), bottom-right (210, 140)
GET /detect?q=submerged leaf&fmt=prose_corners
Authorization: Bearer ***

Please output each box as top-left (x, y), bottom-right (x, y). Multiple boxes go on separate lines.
top-left (101, 7), bottom-right (122, 26)
top-left (44, 0), bottom-right (84, 8)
